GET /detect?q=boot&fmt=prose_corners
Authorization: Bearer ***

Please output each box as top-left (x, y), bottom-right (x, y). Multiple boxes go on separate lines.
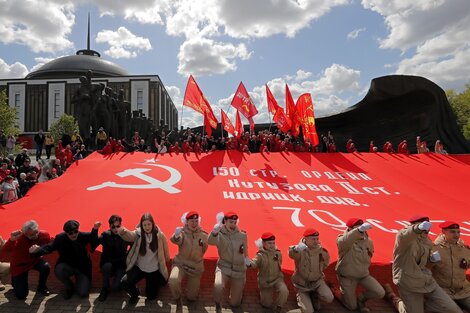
top-left (98, 288), bottom-right (108, 302)
top-left (357, 294), bottom-right (371, 313)
top-left (311, 292), bottom-right (321, 311)
top-left (215, 302), bottom-right (222, 313)
top-left (383, 283), bottom-right (401, 308)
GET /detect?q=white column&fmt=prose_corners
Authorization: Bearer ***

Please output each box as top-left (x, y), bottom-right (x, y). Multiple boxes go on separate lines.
top-left (48, 83), bottom-right (66, 129)
top-left (8, 84), bottom-right (26, 132)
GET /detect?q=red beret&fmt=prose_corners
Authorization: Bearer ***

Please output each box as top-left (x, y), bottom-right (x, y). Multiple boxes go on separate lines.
top-left (261, 232), bottom-right (275, 241)
top-left (224, 211), bottom-right (238, 219)
top-left (346, 218), bottom-right (363, 228)
top-left (186, 211), bottom-right (199, 219)
top-left (439, 221), bottom-right (459, 229)
top-left (303, 228), bottom-right (319, 237)
top-left (409, 215), bottom-right (429, 224)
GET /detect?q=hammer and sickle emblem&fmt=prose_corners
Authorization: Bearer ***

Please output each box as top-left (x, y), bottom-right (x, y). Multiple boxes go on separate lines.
top-left (87, 163), bottom-right (181, 194)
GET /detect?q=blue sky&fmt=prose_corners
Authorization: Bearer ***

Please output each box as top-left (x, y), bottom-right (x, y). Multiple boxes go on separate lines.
top-left (1, 0), bottom-right (470, 128)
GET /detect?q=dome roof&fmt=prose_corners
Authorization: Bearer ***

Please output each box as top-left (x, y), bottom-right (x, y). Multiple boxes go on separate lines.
top-left (25, 51), bottom-right (129, 79)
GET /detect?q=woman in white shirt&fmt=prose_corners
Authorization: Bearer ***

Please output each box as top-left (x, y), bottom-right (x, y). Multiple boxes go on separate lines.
top-left (119, 213), bottom-right (170, 304)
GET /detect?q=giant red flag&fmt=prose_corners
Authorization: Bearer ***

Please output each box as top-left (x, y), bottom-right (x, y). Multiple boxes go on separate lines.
top-left (286, 84), bottom-right (300, 137)
top-left (235, 110), bottom-right (243, 138)
top-left (266, 84), bottom-right (281, 115)
top-left (221, 109), bottom-right (235, 136)
top-left (183, 75), bottom-right (218, 129)
top-left (296, 93), bottom-right (319, 146)
top-left (231, 82), bottom-right (258, 119)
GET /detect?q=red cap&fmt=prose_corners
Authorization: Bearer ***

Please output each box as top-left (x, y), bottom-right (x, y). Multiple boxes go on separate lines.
top-left (186, 211), bottom-right (199, 220)
top-left (346, 218), bottom-right (363, 228)
top-left (224, 211), bottom-right (238, 220)
top-left (303, 228), bottom-right (319, 237)
top-left (439, 221), bottom-right (459, 229)
top-left (261, 232), bottom-right (275, 241)
top-left (409, 215), bottom-right (429, 224)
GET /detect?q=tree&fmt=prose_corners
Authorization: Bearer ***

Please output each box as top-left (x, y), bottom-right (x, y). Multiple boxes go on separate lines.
top-left (49, 114), bottom-right (79, 142)
top-left (464, 117), bottom-right (470, 141)
top-left (0, 90), bottom-right (20, 136)
top-left (446, 85), bottom-right (470, 139)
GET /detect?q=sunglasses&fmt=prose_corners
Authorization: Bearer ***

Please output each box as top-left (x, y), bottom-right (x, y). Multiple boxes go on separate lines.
top-left (111, 225), bottom-right (121, 229)
top-left (67, 229), bottom-right (79, 235)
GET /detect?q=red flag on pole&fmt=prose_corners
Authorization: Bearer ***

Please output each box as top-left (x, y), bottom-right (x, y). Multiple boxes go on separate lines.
top-left (183, 75), bottom-right (218, 129)
top-left (204, 114), bottom-right (212, 137)
top-left (273, 107), bottom-right (292, 133)
top-left (266, 84), bottom-right (281, 115)
top-left (221, 109), bottom-right (235, 136)
top-left (231, 82), bottom-right (258, 119)
top-left (286, 84), bottom-right (300, 137)
top-left (235, 111), bottom-right (243, 138)
top-left (296, 93), bottom-right (319, 146)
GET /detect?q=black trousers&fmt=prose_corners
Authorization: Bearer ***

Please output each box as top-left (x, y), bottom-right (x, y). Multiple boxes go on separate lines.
top-left (11, 259), bottom-right (50, 299)
top-left (121, 265), bottom-right (166, 300)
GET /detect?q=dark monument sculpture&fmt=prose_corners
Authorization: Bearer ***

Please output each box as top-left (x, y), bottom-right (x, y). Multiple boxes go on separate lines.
top-left (72, 70), bottom-right (155, 148)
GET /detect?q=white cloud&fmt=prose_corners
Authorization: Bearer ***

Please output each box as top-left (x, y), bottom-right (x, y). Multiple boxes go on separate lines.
top-left (180, 64), bottom-right (363, 128)
top-left (96, 27), bottom-right (152, 59)
top-left (347, 28), bottom-right (366, 40)
top-left (218, 0), bottom-right (350, 39)
top-left (295, 70), bottom-right (312, 81)
top-left (177, 38), bottom-right (251, 76)
top-left (93, 0), bottom-right (171, 24)
top-left (0, 1), bottom-right (75, 53)
top-left (0, 58), bottom-right (29, 79)
top-left (362, 0), bottom-right (470, 91)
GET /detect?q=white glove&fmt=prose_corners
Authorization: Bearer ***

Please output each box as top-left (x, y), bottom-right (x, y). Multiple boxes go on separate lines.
top-left (358, 222), bottom-right (372, 232)
top-left (430, 251), bottom-right (441, 263)
top-left (212, 223), bottom-right (222, 234)
top-left (295, 242), bottom-right (307, 251)
top-left (244, 256), bottom-right (251, 266)
top-left (175, 227), bottom-right (183, 237)
top-left (418, 221), bottom-right (432, 231)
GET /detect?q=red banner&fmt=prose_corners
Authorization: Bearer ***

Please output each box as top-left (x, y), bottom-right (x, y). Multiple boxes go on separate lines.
top-left (273, 107), bottom-right (292, 133)
top-left (286, 84), bottom-right (300, 137)
top-left (266, 84), bottom-right (281, 115)
top-left (221, 109), bottom-right (235, 136)
top-left (2, 152), bottom-right (469, 273)
top-left (183, 75), bottom-right (218, 129)
top-left (235, 111), bottom-right (243, 138)
top-left (231, 82), bottom-right (258, 119)
top-left (296, 93), bottom-right (319, 146)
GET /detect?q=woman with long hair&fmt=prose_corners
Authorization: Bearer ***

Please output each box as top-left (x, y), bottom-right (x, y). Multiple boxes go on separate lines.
top-left (119, 213), bottom-right (170, 304)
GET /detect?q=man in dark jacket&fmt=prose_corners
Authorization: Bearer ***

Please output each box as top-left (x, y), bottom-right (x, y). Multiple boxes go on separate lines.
top-left (93, 215), bottom-right (130, 301)
top-left (34, 130), bottom-right (45, 161)
top-left (30, 219), bottom-right (101, 299)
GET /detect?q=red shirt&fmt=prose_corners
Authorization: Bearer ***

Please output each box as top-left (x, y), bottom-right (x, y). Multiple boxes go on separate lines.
top-left (2, 231), bottom-right (53, 277)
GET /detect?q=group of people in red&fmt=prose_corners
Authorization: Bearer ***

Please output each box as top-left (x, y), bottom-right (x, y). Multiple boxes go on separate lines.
top-left (1, 211), bottom-right (469, 313)
top-left (95, 126), bottom-right (449, 157)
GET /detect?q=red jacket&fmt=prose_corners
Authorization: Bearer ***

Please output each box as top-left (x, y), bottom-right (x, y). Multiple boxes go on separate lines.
top-left (2, 231), bottom-right (53, 277)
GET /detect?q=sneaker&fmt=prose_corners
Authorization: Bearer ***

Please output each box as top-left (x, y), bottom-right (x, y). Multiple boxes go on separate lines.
top-left (97, 288), bottom-right (108, 302)
top-left (37, 286), bottom-right (51, 296)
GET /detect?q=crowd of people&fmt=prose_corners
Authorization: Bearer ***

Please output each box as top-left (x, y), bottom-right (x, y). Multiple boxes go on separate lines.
top-left (0, 124), bottom-right (450, 205)
top-left (93, 126), bottom-right (449, 156)
top-left (0, 212), bottom-right (469, 313)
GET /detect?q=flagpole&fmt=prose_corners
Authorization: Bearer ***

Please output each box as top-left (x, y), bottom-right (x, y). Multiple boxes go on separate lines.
top-left (180, 102), bottom-right (184, 129)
